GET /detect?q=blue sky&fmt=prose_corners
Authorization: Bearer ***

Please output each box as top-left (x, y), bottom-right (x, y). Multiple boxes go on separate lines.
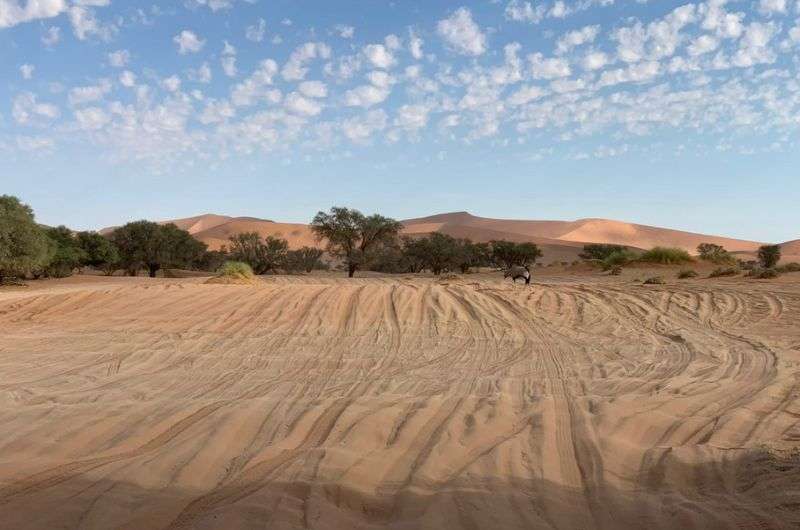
top-left (1, 0), bottom-right (799, 242)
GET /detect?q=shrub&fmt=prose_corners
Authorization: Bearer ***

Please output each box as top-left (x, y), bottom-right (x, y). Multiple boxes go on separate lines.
top-left (746, 267), bottom-right (779, 279)
top-left (643, 276), bottom-right (665, 285)
top-left (216, 261), bottom-right (254, 280)
top-left (602, 250), bottom-right (637, 271)
top-left (738, 260), bottom-right (758, 271)
top-left (639, 247), bottom-right (693, 264)
top-left (776, 262), bottom-right (800, 273)
top-left (579, 244), bottom-right (628, 261)
top-left (709, 267), bottom-right (739, 278)
top-left (610, 266), bottom-right (623, 276)
top-left (697, 243), bottom-right (735, 264)
top-left (43, 226), bottom-right (86, 278)
top-left (678, 269), bottom-right (698, 279)
top-left (757, 245), bottom-right (781, 269)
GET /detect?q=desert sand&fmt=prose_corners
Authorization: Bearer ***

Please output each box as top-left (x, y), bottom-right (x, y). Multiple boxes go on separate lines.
top-left (102, 211), bottom-right (796, 265)
top-left (1, 271), bottom-right (799, 529)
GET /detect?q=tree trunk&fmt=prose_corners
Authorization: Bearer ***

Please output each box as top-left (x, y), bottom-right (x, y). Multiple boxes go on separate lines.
top-left (348, 263), bottom-right (357, 278)
top-left (148, 264), bottom-right (159, 278)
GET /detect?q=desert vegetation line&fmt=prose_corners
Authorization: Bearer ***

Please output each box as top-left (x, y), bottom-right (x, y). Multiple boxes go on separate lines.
top-left (0, 194), bottom-right (795, 284)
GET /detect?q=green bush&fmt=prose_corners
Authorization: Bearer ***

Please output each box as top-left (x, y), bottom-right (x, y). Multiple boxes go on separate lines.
top-left (697, 243), bottom-right (735, 264)
top-left (678, 269), bottom-right (698, 279)
top-left (580, 244), bottom-right (628, 261)
top-left (709, 267), bottom-right (739, 278)
top-left (602, 250), bottom-right (638, 271)
top-left (643, 276), bottom-right (665, 285)
top-left (216, 261), bottom-right (254, 280)
top-left (757, 245), bottom-right (781, 269)
top-left (747, 267), bottom-right (779, 279)
top-left (776, 262), bottom-right (800, 273)
top-left (639, 247), bottom-right (693, 264)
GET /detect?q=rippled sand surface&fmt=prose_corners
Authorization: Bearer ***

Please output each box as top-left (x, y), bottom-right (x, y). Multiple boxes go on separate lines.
top-left (1, 273), bottom-right (799, 529)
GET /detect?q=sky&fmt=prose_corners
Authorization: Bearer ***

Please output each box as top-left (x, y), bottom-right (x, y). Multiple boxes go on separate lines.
top-left (1, 0), bottom-right (799, 243)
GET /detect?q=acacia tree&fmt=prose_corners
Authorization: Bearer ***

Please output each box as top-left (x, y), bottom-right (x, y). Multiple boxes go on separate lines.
top-left (77, 232), bottom-right (120, 275)
top-left (490, 240), bottom-right (543, 269)
top-left (0, 195), bottom-right (52, 283)
top-left (111, 221), bottom-right (206, 277)
top-left (758, 245), bottom-right (781, 269)
top-left (310, 207), bottom-right (402, 277)
top-left (43, 226), bottom-right (86, 278)
top-left (228, 232), bottom-right (289, 274)
top-left (287, 247), bottom-right (324, 273)
top-left (697, 243), bottom-right (733, 264)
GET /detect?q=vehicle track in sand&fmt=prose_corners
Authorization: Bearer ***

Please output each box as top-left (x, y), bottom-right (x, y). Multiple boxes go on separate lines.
top-left (0, 275), bottom-right (799, 529)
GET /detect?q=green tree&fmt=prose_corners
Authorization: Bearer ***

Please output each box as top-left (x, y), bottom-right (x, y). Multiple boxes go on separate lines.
top-left (287, 247), bottom-right (324, 273)
top-left (310, 207), bottom-right (402, 277)
top-left (757, 244), bottom-right (781, 269)
top-left (579, 244), bottom-right (628, 261)
top-left (43, 226), bottom-right (86, 278)
top-left (490, 240), bottom-right (543, 269)
top-left (422, 233), bottom-right (460, 275)
top-left (111, 221), bottom-right (206, 277)
top-left (77, 231), bottom-right (120, 275)
top-left (0, 195), bottom-right (52, 283)
top-left (455, 240), bottom-right (491, 273)
top-left (399, 236), bottom-right (429, 273)
top-left (228, 232), bottom-right (288, 274)
top-left (697, 243), bottom-right (734, 264)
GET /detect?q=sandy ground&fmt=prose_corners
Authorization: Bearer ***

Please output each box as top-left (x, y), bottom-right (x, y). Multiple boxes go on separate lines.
top-left (1, 270), bottom-right (799, 529)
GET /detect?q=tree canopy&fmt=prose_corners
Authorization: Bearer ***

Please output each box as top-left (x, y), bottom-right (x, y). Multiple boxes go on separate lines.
top-left (227, 232), bottom-right (289, 274)
top-left (310, 207), bottom-right (402, 277)
top-left (490, 240), bottom-right (543, 269)
top-left (0, 195), bottom-right (52, 282)
top-left (111, 221), bottom-right (206, 277)
top-left (758, 244), bottom-right (781, 269)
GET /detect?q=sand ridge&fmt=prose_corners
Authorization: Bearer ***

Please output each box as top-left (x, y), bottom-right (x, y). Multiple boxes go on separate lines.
top-left (0, 274), bottom-right (799, 529)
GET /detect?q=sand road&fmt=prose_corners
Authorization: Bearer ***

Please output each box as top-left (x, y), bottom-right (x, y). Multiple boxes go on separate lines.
top-left (0, 274), bottom-right (799, 529)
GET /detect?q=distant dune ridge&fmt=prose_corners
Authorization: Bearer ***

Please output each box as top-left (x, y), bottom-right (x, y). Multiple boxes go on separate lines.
top-left (101, 211), bottom-right (796, 263)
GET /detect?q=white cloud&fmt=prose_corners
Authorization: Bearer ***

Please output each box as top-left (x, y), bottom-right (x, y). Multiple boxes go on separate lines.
top-left (69, 5), bottom-right (115, 41)
top-left (12, 92), bottom-right (60, 124)
top-left (529, 53), bottom-right (571, 79)
top-left (504, 0), bottom-right (545, 24)
top-left (342, 109), bottom-right (387, 141)
top-left (363, 44), bottom-right (395, 69)
top-left (74, 106), bottom-right (110, 130)
top-left (285, 92), bottom-right (322, 116)
top-left (120, 70), bottom-right (136, 87)
top-left (507, 85), bottom-right (545, 106)
top-left (0, 0), bottom-right (67, 28)
top-left (335, 24), bottom-right (354, 39)
top-left (108, 50), bottom-right (130, 68)
top-left (231, 59), bottom-right (280, 106)
top-left (344, 84), bottom-right (390, 107)
top-left (41, 26), bottom-right (60, 46)
top-left (687, 34), bottom-right (719, 56)
top-left (298, 80), bottom-right (327, 98)
top-left (162, 75), bottom-right (182, 92)
top-left (395, 104), bottom-right (429, 130)
top-left (221, 41), bottom-right (237, 77)
top-left (408, 29), bottom-right (424, 60)
top-left (20, 64), bottom-right (35, 80)
top-left (246, 18), bottom-right (266, 42)
top-left (556, 25), bottom-right (600, 54)
top-left (174, 30), bottom-right (205, 54)
top-left (282, 42), bottom-right (331, 81)
top-left (188, 63), bottom-right (212, 83)
top-left (68, 80), bottom-right (112, 105)
top-left (759, 0), bottom-right (787, 15)
top-left (582, 51), bottom-right (608, 70)
top-left (437, 7), bottom-right (486, 56)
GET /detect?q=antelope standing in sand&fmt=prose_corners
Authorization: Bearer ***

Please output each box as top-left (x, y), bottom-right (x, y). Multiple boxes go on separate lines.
top-left (504, 265), bottom-right (531, 284)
